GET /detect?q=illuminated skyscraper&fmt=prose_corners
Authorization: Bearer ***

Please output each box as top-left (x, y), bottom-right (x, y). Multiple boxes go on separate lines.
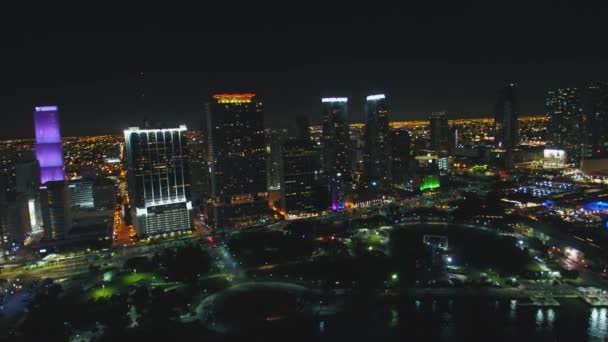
top-left (363, 94), bottom-right (391, 195)
top-left (391, 130), bottom-right (411, 190)
top-left (429, 111), bottom-right (450, 154)
top-left (494, 84), bottom-right (519, 149)
top-left (321, 97), bottom-right (351, 210)
top-left (283, 138), bottom-right (325, 215)
top-left (582, 81), bottom-right (608, 157)
top-left (34, 106), bottom-right (65, 184)
top-left (124, 125), bottom-right (192, 236)
top-left (15, 160), bottom-right (42, 234)
top-left (188, 132), bottom-right (211, 209)
top-left (266, 128), bottom-right (288, 191)
top-left (205, 94), bottom-right (272, 228)
top-left (546, 88), bottom-right (583, 164)
top-left (40, 180), bottom-right (72, 240)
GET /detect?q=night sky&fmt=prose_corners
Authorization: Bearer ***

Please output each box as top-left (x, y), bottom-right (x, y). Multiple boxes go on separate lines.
top-left (7, 3), bottom-right (608, 138)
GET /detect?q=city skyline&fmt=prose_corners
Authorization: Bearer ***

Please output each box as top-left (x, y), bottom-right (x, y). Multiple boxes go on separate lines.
top-left (4, 5), bottom-right (608, 340)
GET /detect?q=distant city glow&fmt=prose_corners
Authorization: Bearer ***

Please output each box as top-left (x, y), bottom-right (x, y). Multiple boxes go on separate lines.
top-left (322, 97), bottom-right (348, 103)
top-left (366, 94), bottom-right (385, 101)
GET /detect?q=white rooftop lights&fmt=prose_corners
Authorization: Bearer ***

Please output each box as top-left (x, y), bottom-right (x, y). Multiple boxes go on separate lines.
top-left (366, 94), bottom-right (386, 101)
top-left (322, 97), bottom-right (348, 103)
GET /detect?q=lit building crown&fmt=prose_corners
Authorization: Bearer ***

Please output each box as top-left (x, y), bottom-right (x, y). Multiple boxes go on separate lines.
top-left (322, 97), bottom-right (348, 103)
top-left (213, 93), bottom-right (256, 104)
top-left (34, 105), bottom-right (65, 183)
top-left (366, 94), bottom-right (385, 101)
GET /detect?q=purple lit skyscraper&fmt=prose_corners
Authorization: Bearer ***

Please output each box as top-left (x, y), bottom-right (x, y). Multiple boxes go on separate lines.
top-left (34, 106), bottom-right (65, 184)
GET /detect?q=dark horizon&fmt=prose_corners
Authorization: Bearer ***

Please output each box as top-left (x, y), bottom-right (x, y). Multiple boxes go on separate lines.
top-left (7, 3), bottom-right (608, 139)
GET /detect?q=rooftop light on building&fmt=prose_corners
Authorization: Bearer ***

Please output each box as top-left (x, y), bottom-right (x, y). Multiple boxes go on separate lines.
top-left (322, 97), bottom-right (348, 103)
top-left (212, 93), bottom-right (256, 104)
top-left (35, 106), bottom-right (58, 112)
top-left (366, 94), bottom-right (385, 101)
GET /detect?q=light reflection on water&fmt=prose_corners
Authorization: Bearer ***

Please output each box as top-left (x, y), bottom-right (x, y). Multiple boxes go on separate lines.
top-left (535, 309), bottom-right (544, 331)
top-left (588, 308), bottom-right (608, 340)
top-left (509, 299), bottom-right (517, 320)
top-left (323, 298), bottom-right (608, 340)
top-left (389, 307), bottom-right (398, 328)
top-left (534, 308), bottom-right (555, 330)
top-left (546, 308), bottom-right (555, 330)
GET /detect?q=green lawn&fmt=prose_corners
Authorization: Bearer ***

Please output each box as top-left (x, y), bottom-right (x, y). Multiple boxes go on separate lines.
top-left (86, 272), bottom-right (178, 301)
top-left (485, 270), bottom-right (504, 285)
top-left (526, 262), bottom-right (544, 273)
top-left (367, 235), bottom-right (386, 245)
top-left (121, 272), bottom-right (157, 286)
top-left (88, 286), bottom-right (119, 301)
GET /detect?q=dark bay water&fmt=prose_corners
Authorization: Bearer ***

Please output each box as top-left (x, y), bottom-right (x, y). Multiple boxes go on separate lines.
top-left (317, 298), bottom-right (608, 341)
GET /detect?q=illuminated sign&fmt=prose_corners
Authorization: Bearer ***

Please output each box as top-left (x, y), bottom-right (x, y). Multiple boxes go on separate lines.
top-left (543, 149), bottom-right (566, 169)
top-left (212, 93), bottom-right (256, 104)
top-left (321, 97), bottom-right (348, 103)
top-left (366, 94), bottom-right (385, 101)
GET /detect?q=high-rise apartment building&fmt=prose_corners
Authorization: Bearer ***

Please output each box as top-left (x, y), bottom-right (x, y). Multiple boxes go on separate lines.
top-left (494, 84), bottom-right (519, 149)
top-left (283, 138), bottom-right (324, 215)
top-left (546, 88), bottom-right (583, 164)
top-left (321, 97), bottom-right (351, 210)
top-left (429, 111), bottom-right (450, 154)
top-left (391, 130), bottom-right (411, 190)
top-left (205, 94), bottom-right (272, 228)
top-left (582, 81), bottom-right (608, 157)
top-left (363, 94), bottom-right (391, 195)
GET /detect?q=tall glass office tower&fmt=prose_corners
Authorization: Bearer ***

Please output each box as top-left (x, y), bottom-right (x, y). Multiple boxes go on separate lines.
top-left (321, 97), bottom-right (351, 210)
top-left (494, 84), bottom-right (520, 149)
top-left (363, 94), bottom-right (391, 195)
top-left (34, 106), bottom-right (65, 184)
top-left (124, 125), bottom-right (192, 236)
